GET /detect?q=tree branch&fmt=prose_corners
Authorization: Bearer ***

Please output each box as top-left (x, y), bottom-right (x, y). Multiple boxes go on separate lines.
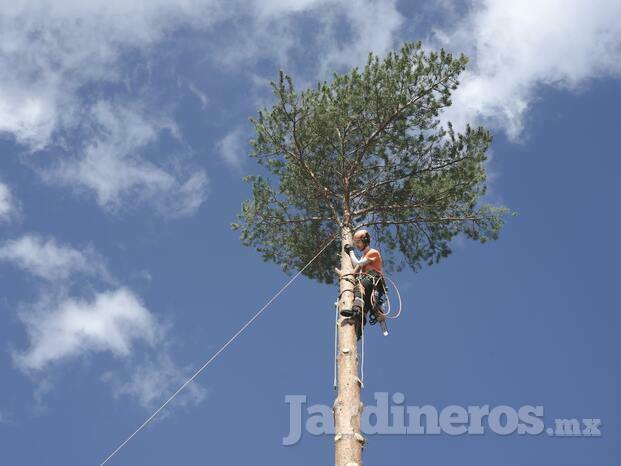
top-left (352, 153), bottom-right (472, 201)
top-left (353, 202), bottom-right (423, 217)
top-left (358, 215), bottom-right (481, 228)
top-left (347, 72), bottom-right (455, 175)
top-left (260, 123), bottom-right (341, 222)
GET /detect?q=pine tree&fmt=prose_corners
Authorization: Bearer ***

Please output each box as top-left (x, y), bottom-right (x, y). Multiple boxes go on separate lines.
top-left (234, 42), bottom-right (507, 466)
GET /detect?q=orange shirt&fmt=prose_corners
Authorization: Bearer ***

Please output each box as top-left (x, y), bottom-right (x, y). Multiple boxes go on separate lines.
top-left (361, 248), bottom-right (383, 275)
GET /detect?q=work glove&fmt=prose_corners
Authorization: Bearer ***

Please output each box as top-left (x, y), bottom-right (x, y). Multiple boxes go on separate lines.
top-left (344, 244), bottom-right (354, 254)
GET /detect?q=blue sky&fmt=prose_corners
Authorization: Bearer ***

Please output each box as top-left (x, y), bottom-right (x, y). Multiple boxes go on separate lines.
top-left (0, 1), bottom-right (619, 465)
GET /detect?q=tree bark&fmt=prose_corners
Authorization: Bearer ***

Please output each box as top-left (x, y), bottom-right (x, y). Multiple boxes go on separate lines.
top-left (334, 223), bottom-right (364, 466)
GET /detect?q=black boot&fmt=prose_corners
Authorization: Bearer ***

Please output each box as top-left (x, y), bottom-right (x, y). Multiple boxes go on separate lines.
top-left (340, 305), bottom-right (361, 318)
top-left (340, 295), bottom-right (363, 317)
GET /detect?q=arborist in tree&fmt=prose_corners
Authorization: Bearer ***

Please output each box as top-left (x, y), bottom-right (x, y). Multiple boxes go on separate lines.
top-left (340, 229), bottom-right (389, 337)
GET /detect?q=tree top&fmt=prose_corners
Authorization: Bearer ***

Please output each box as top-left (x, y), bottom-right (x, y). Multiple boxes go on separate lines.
top-left (234, 42), bottom-right (507, 283)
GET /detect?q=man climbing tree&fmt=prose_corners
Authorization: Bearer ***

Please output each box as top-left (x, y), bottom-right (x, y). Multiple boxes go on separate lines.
top-left (340, 229), bottom-right (388, 338)
top-left (234, 42), bottom-right (507, 466)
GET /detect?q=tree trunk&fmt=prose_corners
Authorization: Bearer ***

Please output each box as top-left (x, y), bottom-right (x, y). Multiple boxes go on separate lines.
top-left (334, 223), bottom-right (364, 466)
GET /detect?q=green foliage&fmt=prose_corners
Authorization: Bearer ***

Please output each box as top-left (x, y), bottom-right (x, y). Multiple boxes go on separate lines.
top-left (234, 42), bottom-right (508, 283)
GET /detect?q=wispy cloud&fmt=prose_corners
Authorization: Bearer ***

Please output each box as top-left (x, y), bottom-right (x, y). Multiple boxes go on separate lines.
top-left (212, 0), bottom-right (404, 80)
top-left (5, 233), bottom-right (206, 412)
top-left (103, 353), bottom-right (207, 411)
top-left (42, 101), bottom-right (208, 217)
top-left (0, 0), bottom-right (407, 212)
top-left (0, 234), bottom-right (110, 282)
top-left (0, 180), bottom-right (16, 221)
top-left (0, 1), bottom-right (217, 216)
top-left (0, 183), bottom-right (12, 217)
top-left (217, 127), bottom-right (248, 170)
top-left (315, 0), bottom-right (404, 76)
top-left (187, 81), bottom-right (209, 109)
top-left (13, 288), bottom-right (159, 373)
top-left (0, 1), bottom-right (220, 149)
top-left (431, 0), bottom-right (621, 139)
top-left (1, 0), bottom-right (403, 141)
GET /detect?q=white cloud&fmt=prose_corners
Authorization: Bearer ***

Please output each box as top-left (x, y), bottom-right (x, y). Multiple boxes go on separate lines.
top-left (432, 0), bottom-right (621, 139)
top-left (5, 233), bottom-right (203, 413)
top-left (214, 0), bottom-right (403, 79)
top-left (0, 0), bottom-right (405, 208)
top-left (0, 0), bottom-right (399, 147)
top-left (0, 234), bottom-right (109, 282)
top-left (14, 288), bottom-right (159, 373)
top-left (44, 101), bottom-right (208, 217)
top-left (0, 1), bottom-right (216, 215)
top-left (103, 353), bottom-right (207, 411)
top-left (217, 127), bottom-right (248, 170)
top-left (315, 0), bottom-right (404, 76)
top-left (0, 0), bottom-right (220, 149)
top-left (187, 82), bottom-right (209, 109)
top-left (174, 171), bottom-right (210, 217)
top-left (0, 181), bottom-right (15, 221)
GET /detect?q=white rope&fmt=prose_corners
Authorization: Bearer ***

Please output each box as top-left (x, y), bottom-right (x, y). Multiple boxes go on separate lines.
top-left (363, 238), bottom-right (403, 320)
top-left (99, 236), bottom-right (336, 466)
top-left (360, 300), bottom-right (365, 388)
top-left (333, 299), bottom-right (338, 390)
top-left (382, 275), bottom-right (403, 319)
top-left (367, 273), bottom-right (403, 320)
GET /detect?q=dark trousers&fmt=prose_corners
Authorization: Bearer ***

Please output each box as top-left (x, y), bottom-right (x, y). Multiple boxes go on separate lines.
top-left (353, 270), bottom-right (385, 315)
top-left (351, 270), bottom-right (385, 339)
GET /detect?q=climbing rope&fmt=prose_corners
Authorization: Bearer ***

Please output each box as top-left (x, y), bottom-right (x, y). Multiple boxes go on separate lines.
top-left (346, 271), bottom-right (404, 322)
top-left (99, 235), bottom-right (336, 466)
top-left (360, 295), bottom-right (365, 387)
top-left (333, 298), bottom-right (339, 390)
top-left (381, 275), bottom-right (403, 319)
top-left (333, 238), bottom-right (406, 390)
top-left (333, 271), bottom-right (403, 389)
top-left (364, 272), bottom-right (403, 321)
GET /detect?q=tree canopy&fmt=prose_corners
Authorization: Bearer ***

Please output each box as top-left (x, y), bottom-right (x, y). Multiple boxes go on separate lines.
top-left (234, 42), bottom-right (507, 284)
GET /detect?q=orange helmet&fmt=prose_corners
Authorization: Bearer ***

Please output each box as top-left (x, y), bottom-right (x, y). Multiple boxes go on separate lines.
top-left (353, 229), bottom-right (370, 245)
